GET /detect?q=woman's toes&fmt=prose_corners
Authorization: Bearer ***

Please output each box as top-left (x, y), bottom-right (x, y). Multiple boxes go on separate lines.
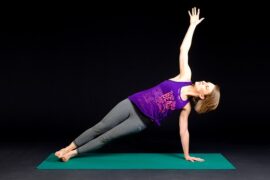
top-left (60, 150), bottom-right (77, 162)
top-left (55, 148), bottom-right (68, 158)
top-left (61, 153), bottom-right (70, 162)
top-left (55, 151), bottom-right (61, 157)
top-left (61, 156), bottom-right (68, 162)
top-left (55, 150), bottom-right (61, 156)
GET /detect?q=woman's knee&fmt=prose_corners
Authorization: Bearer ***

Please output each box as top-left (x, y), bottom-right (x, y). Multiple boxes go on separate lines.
top-left (92, 121), bottom-right (106, 133)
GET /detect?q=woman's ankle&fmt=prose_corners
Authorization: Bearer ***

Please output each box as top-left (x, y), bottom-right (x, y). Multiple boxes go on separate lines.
top-left (66, 142), bottom-right (77, 151)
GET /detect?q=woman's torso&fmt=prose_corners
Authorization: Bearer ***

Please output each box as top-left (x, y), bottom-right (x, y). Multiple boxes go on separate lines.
top-left (128, 75), bottom-right (193, 126)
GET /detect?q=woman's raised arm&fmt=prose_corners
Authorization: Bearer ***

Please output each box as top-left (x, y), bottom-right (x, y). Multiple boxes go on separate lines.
top-left (178, 7), bottom-right (205, 79)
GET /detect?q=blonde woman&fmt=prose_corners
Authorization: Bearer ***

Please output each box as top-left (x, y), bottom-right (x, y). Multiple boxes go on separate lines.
top-left (55, 7), bottom-right (220, 163)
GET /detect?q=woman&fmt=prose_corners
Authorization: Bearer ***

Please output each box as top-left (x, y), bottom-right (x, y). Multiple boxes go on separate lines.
top-left (55, 7), bottom-right (220, 163)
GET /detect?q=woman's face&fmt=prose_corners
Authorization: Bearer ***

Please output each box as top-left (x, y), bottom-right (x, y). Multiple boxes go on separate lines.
top-left (195, 81), bottom-right (215, 96)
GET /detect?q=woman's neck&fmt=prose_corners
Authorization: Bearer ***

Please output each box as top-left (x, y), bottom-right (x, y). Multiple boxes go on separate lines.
top-left (182, 85), bottom-right (199, 98)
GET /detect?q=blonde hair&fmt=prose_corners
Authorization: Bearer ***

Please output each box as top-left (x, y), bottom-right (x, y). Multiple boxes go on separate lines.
top-left (192, 84), bottom-right (220, 114)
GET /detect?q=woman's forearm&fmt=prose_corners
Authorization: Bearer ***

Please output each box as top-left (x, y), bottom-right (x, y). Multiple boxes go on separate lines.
top-left (180, 131), bottom-right (190, 158)
top-left (180, 24), bottom-right (197, 52)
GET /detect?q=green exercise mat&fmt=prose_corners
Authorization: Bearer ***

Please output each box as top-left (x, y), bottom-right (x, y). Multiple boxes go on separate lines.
top-left (37, 153), bottom-right (235, 170)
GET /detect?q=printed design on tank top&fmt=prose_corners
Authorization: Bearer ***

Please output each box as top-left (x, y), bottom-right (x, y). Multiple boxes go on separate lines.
top-left (156, 90), bottom-right (176, 113)
top-left (142, 87), bottom-right (177, 114)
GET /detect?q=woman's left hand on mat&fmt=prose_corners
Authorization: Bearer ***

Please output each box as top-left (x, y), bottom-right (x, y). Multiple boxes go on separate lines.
top-left (185, 155), bottom-right (205, 162)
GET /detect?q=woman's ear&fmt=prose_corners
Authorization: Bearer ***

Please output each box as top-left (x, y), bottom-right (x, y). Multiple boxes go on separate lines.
top-left (199, 94), bottom-right (205, 100)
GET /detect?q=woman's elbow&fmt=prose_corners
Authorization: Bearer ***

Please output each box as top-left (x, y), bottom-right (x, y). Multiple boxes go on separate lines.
top-left (180, 129), bottom-right (189, 136)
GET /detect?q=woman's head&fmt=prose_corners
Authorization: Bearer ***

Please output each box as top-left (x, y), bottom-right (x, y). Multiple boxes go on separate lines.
top-left (192, 80), bottom-right (220, 114)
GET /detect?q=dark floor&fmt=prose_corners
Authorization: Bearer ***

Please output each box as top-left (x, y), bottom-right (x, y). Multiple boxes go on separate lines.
top-left (1, 139), bottom-right (270, 180)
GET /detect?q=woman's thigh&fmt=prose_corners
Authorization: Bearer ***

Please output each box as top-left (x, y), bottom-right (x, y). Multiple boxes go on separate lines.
top-left (94, 112), bottom-right (148, 144)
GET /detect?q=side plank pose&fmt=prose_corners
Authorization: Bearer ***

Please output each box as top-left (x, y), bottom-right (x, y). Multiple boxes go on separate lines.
top-left (55, 7), bottom-right (220, 163)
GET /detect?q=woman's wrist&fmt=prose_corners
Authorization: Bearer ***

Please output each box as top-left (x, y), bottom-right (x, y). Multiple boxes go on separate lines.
top-left (189, 23), bottom-right (197, 28)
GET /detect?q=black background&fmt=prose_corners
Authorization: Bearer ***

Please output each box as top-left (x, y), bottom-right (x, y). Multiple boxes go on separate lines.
top-left (0, 1), bottom-right (269, 148)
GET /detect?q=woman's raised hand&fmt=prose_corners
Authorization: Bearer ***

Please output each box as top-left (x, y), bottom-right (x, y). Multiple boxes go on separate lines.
top-left (188, 7), bottom-right (205, 26)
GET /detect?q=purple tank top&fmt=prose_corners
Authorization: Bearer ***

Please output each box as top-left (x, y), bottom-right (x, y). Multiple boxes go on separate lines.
top-left (128, 79), bottom-right (193, 126)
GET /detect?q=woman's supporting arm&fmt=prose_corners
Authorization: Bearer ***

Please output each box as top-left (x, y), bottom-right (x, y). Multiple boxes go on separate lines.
top-left (179, 104), bottom-right (205, 162)
top-left (181, 130), bottom-right (190, 158)
top-left (179, 104), bottom-right (191, 158)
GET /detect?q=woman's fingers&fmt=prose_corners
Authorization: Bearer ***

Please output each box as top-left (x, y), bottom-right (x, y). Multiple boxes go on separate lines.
top-left (190, 7), bottom-right (199, 16)
top-left (194, 157), bottom-right (205, 162)
top-left (191, 7), bottom-right (200, 16)
top-left (186, 156), bottom-right (205, 162)
top-left (188, 10), bottom-right (191, 17)
top-left (199, 17), bottom-right (205, 24)
top-left (194, 7), bottom-right (199, 16)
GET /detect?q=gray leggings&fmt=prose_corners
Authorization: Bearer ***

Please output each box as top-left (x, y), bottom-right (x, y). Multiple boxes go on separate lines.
top-left (72, 98), bottom-right (153, 155)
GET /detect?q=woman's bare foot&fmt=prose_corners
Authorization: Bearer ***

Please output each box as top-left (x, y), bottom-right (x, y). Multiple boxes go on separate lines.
top-left (55, 148), bottom-right (69, 158)
top-left (55, 142), bottom-right (77, 158)
top-left (61, 149), bottom-right (78, 162)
